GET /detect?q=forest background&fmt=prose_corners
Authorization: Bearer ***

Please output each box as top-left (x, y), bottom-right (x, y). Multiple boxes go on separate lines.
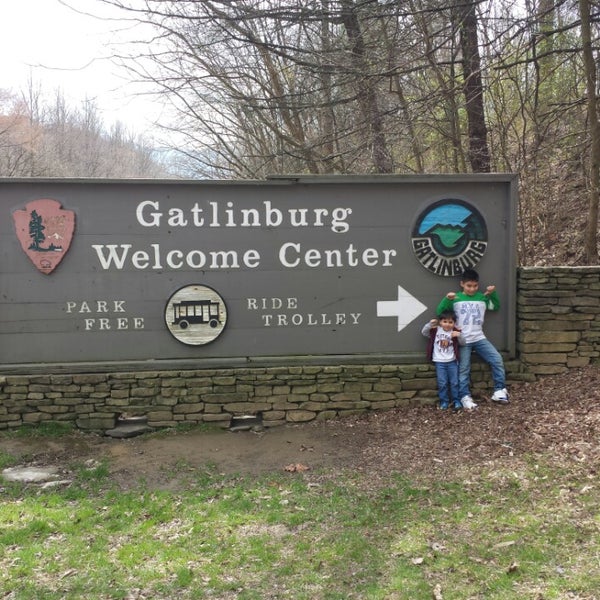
top-left (1, 0), bottom-right (599, 268)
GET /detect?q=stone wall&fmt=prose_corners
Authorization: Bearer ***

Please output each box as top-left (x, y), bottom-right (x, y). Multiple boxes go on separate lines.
top-left (517, 267), bottom-right (600, 373)
top-left (1, 267), bottom-right (598, 432)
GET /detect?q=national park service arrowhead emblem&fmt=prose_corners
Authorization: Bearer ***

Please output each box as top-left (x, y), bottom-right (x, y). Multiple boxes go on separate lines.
top-left (12, 199), bottom-right (76, 275)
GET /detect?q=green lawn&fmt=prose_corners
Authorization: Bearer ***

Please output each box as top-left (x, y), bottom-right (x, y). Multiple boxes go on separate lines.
top-left (1, 429), bottom-right (598, 599)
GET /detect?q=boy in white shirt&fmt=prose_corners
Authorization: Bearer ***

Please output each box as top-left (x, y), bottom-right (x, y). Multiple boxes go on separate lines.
top-left (421, 310), bottom-right (464, 412)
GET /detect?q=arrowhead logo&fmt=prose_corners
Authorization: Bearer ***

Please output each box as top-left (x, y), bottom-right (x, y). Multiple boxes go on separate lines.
top-left (12, 199), bottom-right (76, 275)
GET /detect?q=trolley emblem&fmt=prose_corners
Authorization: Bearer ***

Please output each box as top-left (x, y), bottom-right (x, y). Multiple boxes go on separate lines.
top-left (165, 285), bottom-right (227, 345)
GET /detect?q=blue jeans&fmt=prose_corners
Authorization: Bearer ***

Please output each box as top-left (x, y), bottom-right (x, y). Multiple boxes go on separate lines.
top-left (459, 338), bottom-right (506, 399)
top-left (435, 360), bottom-right (460, 408)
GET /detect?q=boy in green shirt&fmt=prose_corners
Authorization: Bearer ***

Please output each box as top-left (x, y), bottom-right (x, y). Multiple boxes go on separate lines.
top-left (437, 269), bottom-right (509, 409)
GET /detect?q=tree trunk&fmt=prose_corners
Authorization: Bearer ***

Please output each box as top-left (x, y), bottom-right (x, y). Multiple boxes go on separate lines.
top-left (455, 0), bottom-right (490, 173)
top-left (340, 0), bottom-right (393, 173)
top-left (579, 0), bottom-right (600, 264)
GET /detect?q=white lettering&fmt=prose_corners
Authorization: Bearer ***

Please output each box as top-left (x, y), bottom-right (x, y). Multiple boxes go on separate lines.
top-left (290, 208), bottom-right (308, 228)
top-left (166, 250), bottom-right (184, 269)
top-left (134, 200), bottom-right (353, 233)
top-left (93, 244), bottom-right (261, 270)
top-left (313, 208), bottom-right (328, 227)
top-left (248, 297), bottom-right (298, 310)
top-left (92, 244), bottom-right (131, 269)
top-left (186, 250), bottom-right (206, 269)
top-left (305, 248), bottom-right (321, 267)
top-left (382, 249), bottom-right (397, 265)
top-left (167, 207), bottom-right (187, 227)
top-left (67, 300), bottom-right (127, 314)
top-left (152, 244), bottom-right (162, 269)
top-left (279, 243), bottom-right (301, 267)
top-left (81, 316), bottom-right (144, 330)
top-left (244, 249), bottom-right (261, 268)
top-left (209, 250), bottom-right (240, 269)
top-left (278, 243), bottom-right (396, 268)
top-left (132, 250), bottom-right (150, 269)
top-left (191, 203), bottom-right (204, 226)
top-left (254, 311), bottom-right (360, 327)
top-left (331, 207), bottom-right (352, 233)
top-left (363, 248), bottom-right (379, 266)
top-left (265, 201), bottom-right (283, 227)
top-left (136, 201), bottom-right (161, 227)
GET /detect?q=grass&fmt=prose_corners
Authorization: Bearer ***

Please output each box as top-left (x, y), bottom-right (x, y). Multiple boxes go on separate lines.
top-left (1, 434), bottom-right (599, 599)
top-left (1, 422), bottom-right (76, 439)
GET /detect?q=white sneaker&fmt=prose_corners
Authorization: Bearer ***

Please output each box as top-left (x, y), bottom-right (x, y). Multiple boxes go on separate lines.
top-left (491, 388), bottom-right (509, 404)
top-left (461, 395), bottom-right (478, 409)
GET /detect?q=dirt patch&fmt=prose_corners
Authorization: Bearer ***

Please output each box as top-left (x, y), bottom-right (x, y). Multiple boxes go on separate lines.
top-left (2, 365), bottom-right (599, 489)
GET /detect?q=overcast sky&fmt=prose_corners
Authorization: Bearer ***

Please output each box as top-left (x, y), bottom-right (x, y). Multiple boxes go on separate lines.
top-left (2, 0), bottom-right (163, 134)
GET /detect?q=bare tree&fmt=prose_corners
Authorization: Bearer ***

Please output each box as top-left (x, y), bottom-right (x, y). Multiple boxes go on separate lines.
top-left (0, 85), bottom-right (169, 178)
top-left (453, 0), bottom-right (490, 172)
top-left (96, 1), bottom-right (414, 176)
top-left (579, 0), bottom-right (600, 263)
top-left (88, 0), bottom-right (598, 264)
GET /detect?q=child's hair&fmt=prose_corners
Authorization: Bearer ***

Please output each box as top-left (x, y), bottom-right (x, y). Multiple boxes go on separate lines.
top-left (437, 310), bottom-right (457, 322)
top-left (460, 268), bottom-right (479, 283)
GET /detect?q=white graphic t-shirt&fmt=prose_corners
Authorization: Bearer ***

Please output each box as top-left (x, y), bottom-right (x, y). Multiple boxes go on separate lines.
top-left (432, 328), bottom-right (457, 363)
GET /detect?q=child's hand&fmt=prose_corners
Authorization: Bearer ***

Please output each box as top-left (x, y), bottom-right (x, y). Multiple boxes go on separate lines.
top-left (446, 292), bottom-right (456, 300)
top-left (430, 318), bottom-right (438, 326)
top-left (451, 331), bottom-right (461, 338)
top-left (484, 285), bottom-right (496, 296)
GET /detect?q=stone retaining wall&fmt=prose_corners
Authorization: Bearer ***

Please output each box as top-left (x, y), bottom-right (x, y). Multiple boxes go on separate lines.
top-left (517, 267), bottom-right (600, 373)
top-left (1, 267), bottom-right (598, 431)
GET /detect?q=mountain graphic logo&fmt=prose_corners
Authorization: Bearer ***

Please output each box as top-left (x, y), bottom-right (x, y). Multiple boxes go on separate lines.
top-left (411, 200), bottom-right (488, 277)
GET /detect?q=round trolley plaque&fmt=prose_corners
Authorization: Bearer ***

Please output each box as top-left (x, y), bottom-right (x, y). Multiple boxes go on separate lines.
top-left (165, 284), bottom-right (228, 345)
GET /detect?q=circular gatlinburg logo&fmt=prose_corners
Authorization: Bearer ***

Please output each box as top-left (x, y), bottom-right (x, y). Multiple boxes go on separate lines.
top-left (165, 284), bottom-right (227, 345)
top-left (411, 199), bottom-right (488, 277)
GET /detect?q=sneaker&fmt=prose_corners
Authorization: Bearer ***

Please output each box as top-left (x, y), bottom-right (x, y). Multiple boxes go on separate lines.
top-left (452, 404), bottom-right (462, 413)
top-left (461, 395), bottom-right (478, 410)
top-left (438, 403), bottom-right (449, 411)
top-left (491, 388), bottom-right (509, 404)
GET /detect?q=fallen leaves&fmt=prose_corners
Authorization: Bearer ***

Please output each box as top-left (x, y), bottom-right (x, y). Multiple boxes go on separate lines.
top-left (492, 540), bottom-right (516, 549)
top-left (283, 463), bottom-right (310, 473)
top-left (507, 561), bottom-right (519, 573)
top-left (337, 364), bottom-right (600, 484)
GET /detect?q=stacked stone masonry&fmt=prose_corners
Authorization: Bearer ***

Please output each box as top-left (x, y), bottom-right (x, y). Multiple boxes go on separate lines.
top-left (1, 267), bottom-right (598, 431)
top-left (518, 267), bottom-right (600, 374)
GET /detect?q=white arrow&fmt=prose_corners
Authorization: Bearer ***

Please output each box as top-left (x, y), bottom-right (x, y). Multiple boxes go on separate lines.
top-left (376, 285), bottom-right (428, 331)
